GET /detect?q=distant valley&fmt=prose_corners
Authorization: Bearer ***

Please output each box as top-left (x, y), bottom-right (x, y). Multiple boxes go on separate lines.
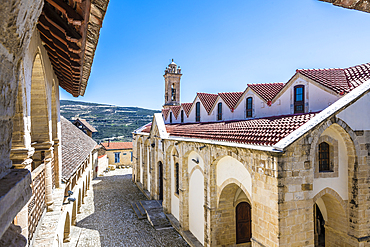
top-left (60, 100), bottom-right (160, 143)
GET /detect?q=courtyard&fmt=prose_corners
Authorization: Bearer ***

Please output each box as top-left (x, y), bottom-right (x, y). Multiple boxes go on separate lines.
top-left (65, 168), bottom-right (189, 247)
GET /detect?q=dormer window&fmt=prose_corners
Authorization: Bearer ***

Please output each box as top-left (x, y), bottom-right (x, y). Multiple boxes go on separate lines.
top-left (196, 102), bottom-right (200, 122)
top-left (294, 85), bottom-right (304, 114)
top-left (246, 97), bottom-right (253, 118)
top-left (181, 110), bottom-right (184, 123)
top-left (170, 112), bottom-right (173, 123)
top-left (217, 102), bottom-right (222, 120)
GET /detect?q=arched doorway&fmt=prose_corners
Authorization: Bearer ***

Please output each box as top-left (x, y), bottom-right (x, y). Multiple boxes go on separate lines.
top-left (158, 161), bottom-right (163, 201)
top-left (314, 203), bottom-right (325, 246)
top-left (236, 202), bottom-right (252, 244)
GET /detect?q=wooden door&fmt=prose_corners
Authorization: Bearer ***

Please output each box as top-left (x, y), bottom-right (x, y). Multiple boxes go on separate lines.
top-left (236, 202), bottom-right (252, 244)
top-left (158, 161), bottom-right (163, 200)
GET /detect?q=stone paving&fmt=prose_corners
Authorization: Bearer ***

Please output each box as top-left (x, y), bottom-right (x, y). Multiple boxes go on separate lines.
top-left (65, 168), bottom-right (189, 247)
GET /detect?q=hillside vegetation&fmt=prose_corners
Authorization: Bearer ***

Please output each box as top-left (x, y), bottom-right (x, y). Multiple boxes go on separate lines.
top-left (60, 100), bottom-right (160, 143)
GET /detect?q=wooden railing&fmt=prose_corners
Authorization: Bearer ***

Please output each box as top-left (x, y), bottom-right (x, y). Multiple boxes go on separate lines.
top-left (28, 164), bottom-right (46, 243)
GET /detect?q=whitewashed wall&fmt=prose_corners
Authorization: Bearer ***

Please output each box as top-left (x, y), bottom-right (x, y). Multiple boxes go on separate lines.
top-left (188, 151), bottom-right (204, 245)
top-left (338, 91), bottom-right (370, 130)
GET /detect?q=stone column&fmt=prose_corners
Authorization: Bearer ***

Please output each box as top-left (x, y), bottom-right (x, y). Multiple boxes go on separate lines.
top-left (10, 147), bottom-right (34, 240)
top-left (44, 156), bottom-right (54, 211)
top-left (53, 139), bottom-right (62, 188)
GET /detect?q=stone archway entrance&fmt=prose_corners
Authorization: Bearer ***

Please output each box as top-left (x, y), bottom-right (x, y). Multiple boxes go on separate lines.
top-left (158, 161), bottom-right (163, 201)
top-left (236, 202), bottom-right (252, 244)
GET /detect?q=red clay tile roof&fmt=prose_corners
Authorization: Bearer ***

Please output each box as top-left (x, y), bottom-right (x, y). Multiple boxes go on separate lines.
top-left (181, 103), bottom-right (193, 117)
top-left (297, 63), bottom-right (370, 94)
top-left (162, 108), bottom-right (169, 120)
top-left (248, 83), bottom-right (285, 102)
top-left (61, 117), bottom-right (97, 182)
top-left (218, 92), bottom-right (244, 110)
top-left (344, 63), bottom-right (370, 88)
top-left (197, 93), bottom-right (218, 114)
top-left (170, 105), bottom-right (181, 119)
top-left (142, 112), bottom-right (318, 146)
top-left (101, 142), bottom-right (133, 150)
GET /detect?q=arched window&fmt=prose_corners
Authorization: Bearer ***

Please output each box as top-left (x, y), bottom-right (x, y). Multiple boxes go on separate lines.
top-left (319, 142), bottom-right (330, 172)
top-left (294, 85), bottom-right (304, 113)
top-left (196, 102), bottom-right (200, 122)
top-left (181, 110), bottom-right (184, 123)
top-left (170, 112), bottom-right (173, 123)
top-left (217, 102), bottom-right (222, 120)
top-left (175, 162), bottom-right (179, 194)
top-left (246, 97), bottom-right (253, 118)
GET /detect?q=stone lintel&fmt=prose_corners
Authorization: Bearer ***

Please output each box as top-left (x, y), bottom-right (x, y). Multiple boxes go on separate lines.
top-left (0, 169), bottom-right (32, 239)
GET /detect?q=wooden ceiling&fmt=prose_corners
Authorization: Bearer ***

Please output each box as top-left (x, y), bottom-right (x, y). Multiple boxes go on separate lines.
top-left (37, 0), bottom-right (109, 97)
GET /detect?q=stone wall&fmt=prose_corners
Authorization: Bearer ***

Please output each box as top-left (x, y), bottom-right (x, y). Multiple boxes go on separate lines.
top-left (0, 0), bottom-right (43, 179)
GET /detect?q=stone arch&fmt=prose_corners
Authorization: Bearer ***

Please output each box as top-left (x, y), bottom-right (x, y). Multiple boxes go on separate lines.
top-left (72, 200), bottom-right (77, 225)
top-left (63, 212), bottom-right (71, 242)
top-left (78, 188), bottom-right (82, 213)
top-left (216, 156), bottom-right (252, 205)
top-left (82, 181), bottom-right (85, 204)
top-left (218, 178), bottom-right (252, 207)
top-left (312, 187), bottom-right (347, 218)
top-left (312, 187), bottom-right (348, 246)
top-left (12, 62), bottom-right (28, 149)
top-left (143, 139), bottom-right (150, 190)
top-left (215, 182), bottom-right (252, 246)
top-left (30, 53), bottom-right (51, 144)
top-left (137, 137), bottom-right (143, 184)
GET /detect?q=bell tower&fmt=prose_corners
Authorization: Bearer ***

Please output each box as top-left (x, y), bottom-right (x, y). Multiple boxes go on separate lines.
top-left (163, 59), bottom-right (182, 108)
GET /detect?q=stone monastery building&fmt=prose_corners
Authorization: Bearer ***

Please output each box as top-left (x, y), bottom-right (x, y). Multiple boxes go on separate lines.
top-left (133, 61), bottom-right (370, 247)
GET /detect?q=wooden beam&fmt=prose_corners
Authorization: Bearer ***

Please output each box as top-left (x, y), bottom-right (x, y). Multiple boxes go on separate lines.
top-left (45, 0), bottom-right (83, 26)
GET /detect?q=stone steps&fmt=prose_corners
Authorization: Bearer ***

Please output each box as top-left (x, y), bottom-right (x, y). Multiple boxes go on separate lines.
top-left (130, 202), bottom-right (146, 220)
top-left (140, 200), bottom-right (172, 230)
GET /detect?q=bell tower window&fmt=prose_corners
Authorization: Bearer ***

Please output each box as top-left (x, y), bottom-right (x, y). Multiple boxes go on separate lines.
top-left (196, 102), bottom-right (200, 122)
top-left (171, 84), bottom-right (176, 101)
top-left (294, 85), bottom-right (304, 114)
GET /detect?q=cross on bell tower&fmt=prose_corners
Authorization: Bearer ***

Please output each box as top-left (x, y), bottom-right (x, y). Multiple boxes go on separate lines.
top-left (163, 59), bottom-right (182, 108)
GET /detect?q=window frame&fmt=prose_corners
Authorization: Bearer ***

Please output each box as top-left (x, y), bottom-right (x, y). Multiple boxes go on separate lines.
top-left (175, 162), bottom-right (179, 195)
top-left (114, 152), bottom-right (120, 163)
top-left (319, 142), bottom-right (330, 172)
top-left (246, 97), bottom-right (253, 118)
top-left (314, 135), bottom-right (339, 179)
top-left (294, 85), bottom-right (305, 114)
top-left (217, 102), bottom-right (222, 121)
top-left (196, 102), bottom-right (200, 122)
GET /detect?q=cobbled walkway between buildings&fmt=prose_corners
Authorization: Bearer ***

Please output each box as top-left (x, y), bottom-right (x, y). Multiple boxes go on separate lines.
top-left (65, 168), bottom-right (189, 247)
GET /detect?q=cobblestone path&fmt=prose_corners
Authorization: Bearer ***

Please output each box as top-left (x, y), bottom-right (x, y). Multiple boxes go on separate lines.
top-left (67, 168), bottom-right (189, 247)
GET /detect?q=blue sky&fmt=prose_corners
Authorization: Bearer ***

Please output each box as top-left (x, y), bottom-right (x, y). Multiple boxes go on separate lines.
top-left (60, 0), bottom-right (370, 109)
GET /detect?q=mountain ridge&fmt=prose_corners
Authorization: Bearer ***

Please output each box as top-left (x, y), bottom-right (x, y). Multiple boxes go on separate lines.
top-left (60, 100), bottom-right (160, 143)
